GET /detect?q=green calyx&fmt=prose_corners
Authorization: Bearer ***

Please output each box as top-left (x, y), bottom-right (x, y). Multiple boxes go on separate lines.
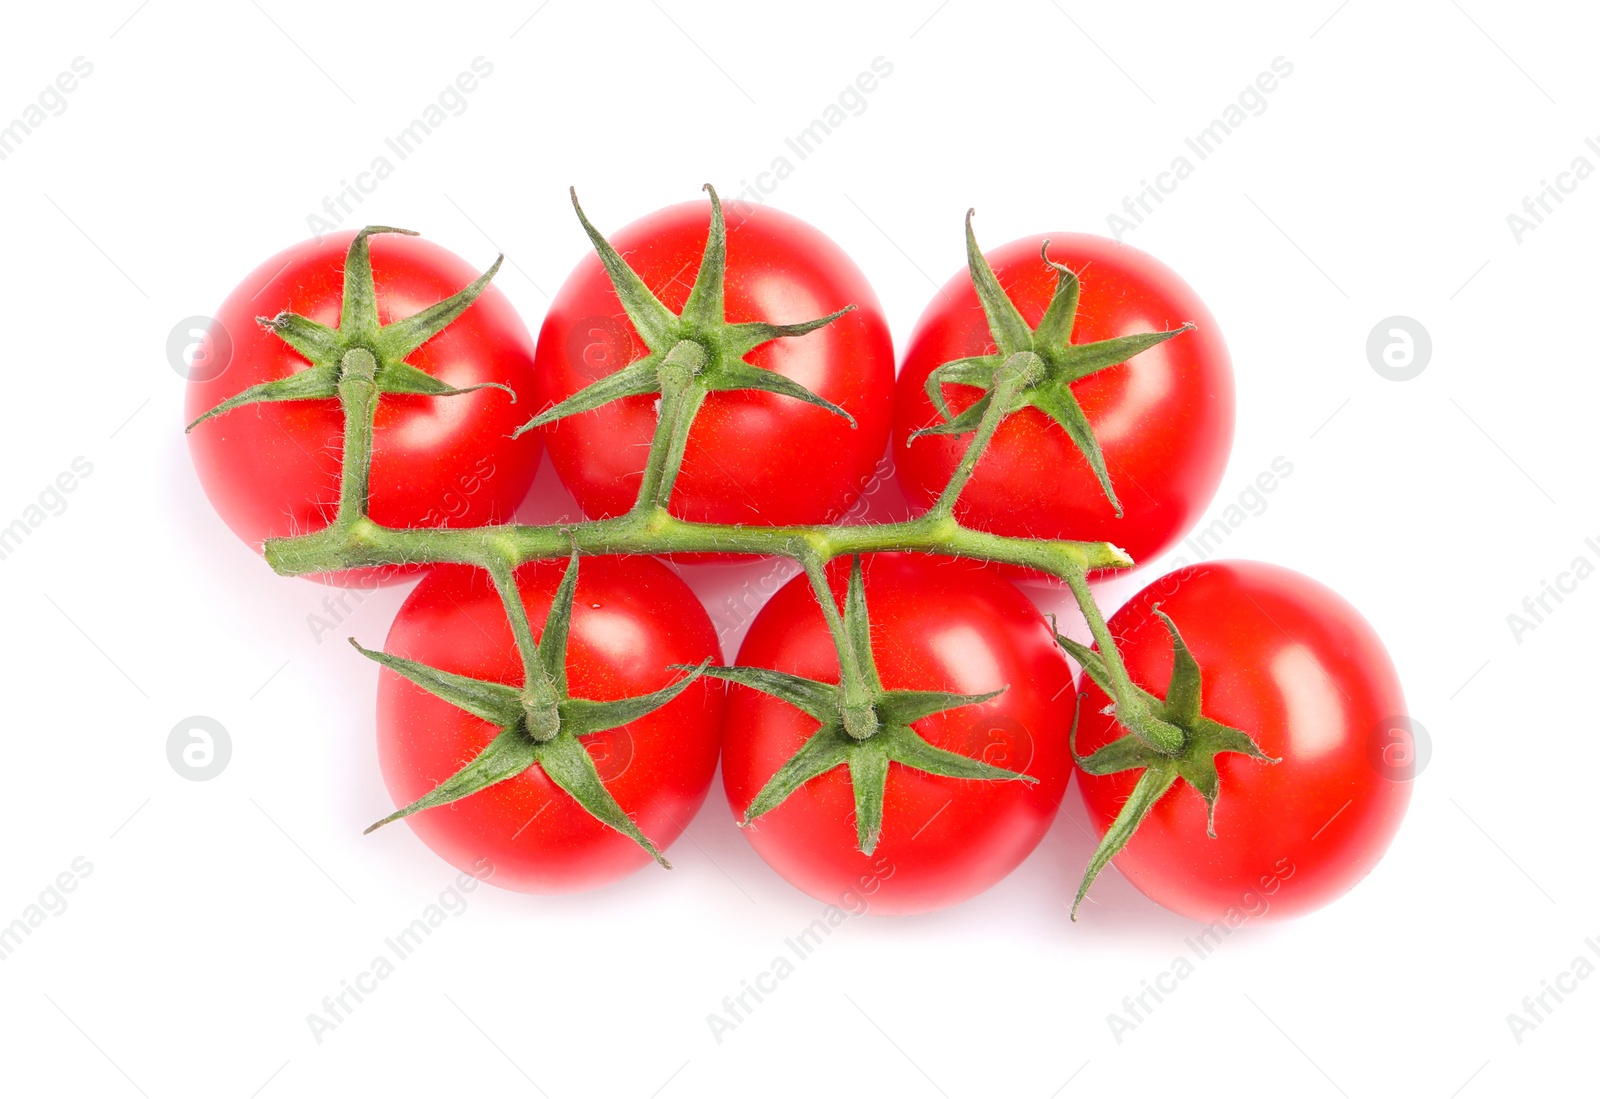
top-left (186, 226), bottom-right (514, 433)
top-left (355, 553), bottom-right (709, 867)
top-left (688, 556), bottom-right (1034, 856)
top-left (514, 184), bottom-right (857, 442)
top-left (914, 211), bottom-right (1196, 517)
top-left (1052, 608), bottom-right (1277, 920)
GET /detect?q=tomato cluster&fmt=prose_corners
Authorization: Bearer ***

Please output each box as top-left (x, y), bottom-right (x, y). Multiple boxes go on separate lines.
top-left (186, 189), bottom-right (1412, 922)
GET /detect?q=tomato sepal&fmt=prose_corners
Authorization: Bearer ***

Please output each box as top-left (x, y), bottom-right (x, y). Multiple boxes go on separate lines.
top-left (355, 554), bottom-right (712, 867)
top-left (515, 355), bottom-right (662, 434)
top-left (260, 311), bottom-right (343, 362)
top-left (699, 557), bottom-right (1035, 855)
top-left (349, 638), bottom-right (521, 726)
top-left (186, 226), bottom-right (515, 435)
top-left (705, 360), bottom-right (855, 427)
top-left (362, 721), bottom-right (539, 834)
top-left (184, 364), bottom-right (340, 431)
top-left (373, 359), bottom-right (514, 401)
top-left (910, 390), bottom-right (992, 439)
top-left (514, 185), bottom-right (857, 447)
top-left (921, 355), bottom-right (993, 421)
top-left (371, 250), bottom-right (504, 360)
top-left (1055, 608), bottom-right (1277, 919)
top-left (916, 211), bottom-right (1197, 517)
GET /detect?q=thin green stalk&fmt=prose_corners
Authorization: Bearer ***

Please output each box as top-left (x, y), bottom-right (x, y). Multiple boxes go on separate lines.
top-left (484, 555), bottom-right (561, 742)
top-left (333, 349), bottom-right (381, 526)
top-left (632, 340), bottom-right (709, 514)
top-left (1060, 564), bottom-right (1184, 756)
top-left (801, 555), bottom-right (851, 657)
top-left (800, 556), bottom-right (876, 740)
top-left (928, 351), bottom-right (1042, 517)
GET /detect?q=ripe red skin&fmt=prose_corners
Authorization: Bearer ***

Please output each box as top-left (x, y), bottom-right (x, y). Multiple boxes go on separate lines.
top-left (375, 557), bottom-right (724, 894)
top-left (1075, 561), bottom-right (1410, 922)
top-left (722, 555), bottom-right (1073, 915)
top-left (893, 233), bottom-right (1233, 571)
top-left (186, 232), bottom-right (540, 567)
top-left (533, 200), bottom-right (894, 542)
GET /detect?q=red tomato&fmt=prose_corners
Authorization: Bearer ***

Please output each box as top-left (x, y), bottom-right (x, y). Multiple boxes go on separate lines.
top-left (722, 555), bottom-right (1073, 914)
top-left (893, 233), bottom-right (1233, 569)
top-left (1074, 561), bottom-right (1410, 922)
top-left (186, 231), bottom-right (540, 564)
top-left (533, 199), bottom-right (894, 532)
top-left (374, 556), bottom-right (723, 893)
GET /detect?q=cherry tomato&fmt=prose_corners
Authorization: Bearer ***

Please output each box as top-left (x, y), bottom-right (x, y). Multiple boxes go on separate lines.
top-left (533, 199), bottom-right (894, 535)
top-left (1074, 560), bottom-right (1411, 922)
top-left (375, 556), bottom-right (723, 893)
top-left (186, 231), bottom-right (540, 563)
top-left (893, 233), bottom-right (1233, 569)
top-left (722, 554), bottom-right (1073, 914)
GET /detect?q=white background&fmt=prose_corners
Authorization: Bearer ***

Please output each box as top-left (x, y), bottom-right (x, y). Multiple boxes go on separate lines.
top-left (0, 1), bottom-right (1592, 1096)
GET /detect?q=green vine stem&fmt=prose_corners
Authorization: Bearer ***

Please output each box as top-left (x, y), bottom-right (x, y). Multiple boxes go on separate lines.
top-left (260, 363), bottom-right (1172, 758)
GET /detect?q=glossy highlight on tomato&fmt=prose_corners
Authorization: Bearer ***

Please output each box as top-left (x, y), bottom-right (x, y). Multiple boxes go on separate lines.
top-left (721, 554), bottom-right (1073, 914)
top-left (375, 556), bottom-right (724, 893)
top-left (1074, 560), bottom-right (1411, 922)
top-left (186, 231), bottom-right (540, 562)
top-left (533, 199), bottom-right (894, 533)
top-left (894, 233), bottom-right (1233, 569)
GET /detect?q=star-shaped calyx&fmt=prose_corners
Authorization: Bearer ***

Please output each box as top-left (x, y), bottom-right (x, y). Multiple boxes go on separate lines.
top-left (689, 557), bottom-right (1034, 855)
top-left (353, 554), bottom-right (709, 866)
top-left (1052, 609), bottom-right (1277, 919)
top-left (914, 212), bottom-right (1196, 516)
top-left (514, 184), bottom-right (858, 438)
top-left (186, 226), bottom-right (513, 431)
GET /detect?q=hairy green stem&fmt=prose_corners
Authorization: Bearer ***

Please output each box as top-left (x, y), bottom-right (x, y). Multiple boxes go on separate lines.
top-left (264, 511), bottom-right (1131, 577)
top-left (1060, 564), bottom-right (1184, 756)
top-left (633, 340), bottom-right (709, 513)
top-left (929, 351), bottom-right (1042, 516)
top-left (262, 314), bottom-right (1163, 764)
top-left (333, 349), bottom-right (380, 526)
top-left (800, 556), bottom-right (878, 740)
top-left (800, 555), bottom-right (851, 656)
top-left (485, 556), bottom-right (561, 741)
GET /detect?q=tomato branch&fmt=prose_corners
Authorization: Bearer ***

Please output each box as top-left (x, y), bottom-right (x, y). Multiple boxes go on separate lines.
top-left (219, 192), bottom-right (1200, 867)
